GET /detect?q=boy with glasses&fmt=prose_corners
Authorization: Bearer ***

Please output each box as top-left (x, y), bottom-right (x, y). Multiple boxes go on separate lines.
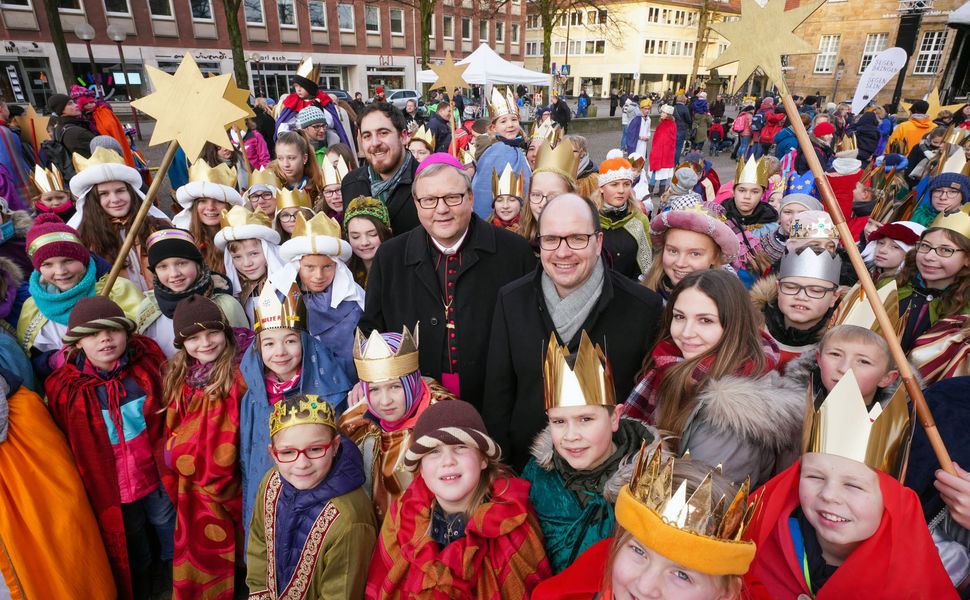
top-left (912, 172), bottom-right (970, 226)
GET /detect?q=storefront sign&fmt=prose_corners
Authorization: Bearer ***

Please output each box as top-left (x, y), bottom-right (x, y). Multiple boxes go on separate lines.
top-left (852, 47), bottom-right (907, 114)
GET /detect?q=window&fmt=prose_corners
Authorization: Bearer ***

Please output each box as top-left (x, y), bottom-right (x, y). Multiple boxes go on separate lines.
top-left (277, 0), bottom-right (295, 26)
top-left (525, 41), bottom-right (543, 56)
top-left (674, 10), bottom-right (686, 25)
top-left (598, 9), bottom-right (607, 24)
top-left (644, 39), bottom-right (656, 55)
top-left (56, 0), bottom-right (81, 9)
top-left (443, 15), bottom-right (453, 39)
top-left (647, 7), bottom-right (659, 23)
top-left (717, 42), bottom-right (728, 57)
top-left (104, 0), bottom-right (130, 15)
top-left (244, 0), bottom-right (263, 24)
top-left (582, 39), bottom-right (604, 54)
top-left (479, 20), bottom-right (488, 41)
top-left (190, 0), bottom-right (212, 20)
top-left (813, 34), bottom-right (840, 73)
top-left (511, 23), bottom-right (519, 44)
top-left (670, 40), bottom-right (681, 55)
top-left (913, 30), bottom-right (947, 75)
top-left (687, 11), bottom-right (698, 27)
top-left (365, 5), bottom-right (379, 33)
top-left (554, 40), bottom-right (566, 55)
top-left (496, 21), bottom-right (504, 42)
top-left (859, 33), bottom-right (888, 73)
top-left (587, 10), bottom-right (596, 23)
top-left (148, 0), bottom-right (172, 17)
top-left (390, 8), bottom-right (404, 35)
top-left (0, 0), bottom-right (30, 7)
top-left (337, 3), bottom-right (354, 31)
top-left (683, 41), bottom-right (694, 57)
top-left (526, 15), bottom-right (540, 29)
top-left (570, 10), bottom-right (582, 26)
top-left (462, 17), bottom-right (471, 40)
top-left (309, 0), bottom-right (326, 29)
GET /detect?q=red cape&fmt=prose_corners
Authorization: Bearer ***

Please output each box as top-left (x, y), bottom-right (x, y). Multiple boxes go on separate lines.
top-left (744, 460), bottom-right (956, 599)
top-left (532, 538), bottom-right (608, 600)
top-left (826, 170), bottom-right (868, 243)
top-left (649, 120), bottom-right (677, 171)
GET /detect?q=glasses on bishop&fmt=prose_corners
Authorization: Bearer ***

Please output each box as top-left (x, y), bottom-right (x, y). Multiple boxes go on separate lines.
top-left (417, 192), bottom-right (466, 210)
top-left (272, 439), bottom-right (336, 463)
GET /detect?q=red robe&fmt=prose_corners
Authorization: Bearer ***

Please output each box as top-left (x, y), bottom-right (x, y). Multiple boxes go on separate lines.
top-left (745, 460), bottom-right (956, 599)
top-left (531, 538), bottom-right (609, 600)
top-left (826, 170), bottom-right (868, 243)
top-left (649, 120), bottom-right (677, 172)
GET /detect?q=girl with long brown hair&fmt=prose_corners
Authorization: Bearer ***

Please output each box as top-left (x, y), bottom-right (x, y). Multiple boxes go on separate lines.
top-left (171, 159), bottom-right (245, 275)
top-left (273, 130), bottom-right (324, 207)
top-left (626, 269), bottom-right (803, 488)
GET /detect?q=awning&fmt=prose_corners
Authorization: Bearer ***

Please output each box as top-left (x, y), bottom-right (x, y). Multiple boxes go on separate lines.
top-left (948, 1), bottom-right (970, 25)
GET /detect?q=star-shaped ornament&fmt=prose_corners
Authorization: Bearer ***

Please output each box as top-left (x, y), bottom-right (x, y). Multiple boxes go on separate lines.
top-left (429, 51), bottom-right (469, 92)
top-left (900, 86), bottom-right (963, 117)
top-left (13, 104), bottom-right (50, 151)
top-left (224, 76), bottom-right (257, 132)
top-left (708, 0), bottom-right (825, 89)
top-left (131, 54), bottom-right (250, 161)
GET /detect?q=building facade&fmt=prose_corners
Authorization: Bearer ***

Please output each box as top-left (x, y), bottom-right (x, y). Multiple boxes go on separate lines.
top-left (523, 0), bottom-right (740, 99)
top-left (0, 0), bottom-right (526, 107)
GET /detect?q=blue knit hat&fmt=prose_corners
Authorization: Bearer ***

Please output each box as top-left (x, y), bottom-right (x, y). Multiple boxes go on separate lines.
top-left (928, 173), bottom-right (970, 205)
top-left (297, 106), bottom-right (329, 129)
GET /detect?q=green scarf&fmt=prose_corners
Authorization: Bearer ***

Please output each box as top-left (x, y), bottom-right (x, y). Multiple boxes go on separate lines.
top-left (599, 208), bottom-right (653, 275)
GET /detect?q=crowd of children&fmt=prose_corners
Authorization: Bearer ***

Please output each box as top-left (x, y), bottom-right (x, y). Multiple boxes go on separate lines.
top-left (5, 65), bottom-right (970, 600)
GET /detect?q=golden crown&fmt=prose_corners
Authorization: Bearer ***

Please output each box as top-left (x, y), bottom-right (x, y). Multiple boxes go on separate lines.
top-left (930, 204), bottom-right (970, 240)
top-left (295, 56), bottom-right (319, 82)
top-left (935, 148), bottom-right (967, 178)
top-left (734, 155), bottom-right (769, 188)
top-left (321, 155), bottom-right (349, 187)
top-left (803, 369), bottom-right (913, 480)
top-left (410, 125), bottom-right (435, 150)
top-left (73, 146), bottom-right (126, 173)
top-left (833, 281), bottom-right (901, 338)
top-left (353, 324), bottom-right (420, 383)
top-left (31, 164), bottom-right (65, 195)
top-left (615, 445), bottom-right (757, 576)
top-left (255, 279), bottom-right (308, 332)
top-left (533, 140), bottom-right (578, 183)
top-left (219, 204), bottom-right (273, 229)
top-left (487, 86), bottom-right (517, 120)
top-left (249, 166), bottom-right (281, 190)
top-left (269, 394), bottom-right (336, 438)
top-left (458, 148), bottom-right (475, 166)
top-left (188, 158), bottom-right (238, 188)
top-left (835, 134), bottom-right (857, 153)
top-left (530, 120), bottom-right (562, 146)
top-left (942, 124), bottom-right (970, 147)
top-left (491, 164), bottom-right (525, 199)
top-left (276, 188), bottom-right (312, 211)
top-left (543, 331), bottom-right (615, 410)
top-left (292, 211), bottom-right (342, 240)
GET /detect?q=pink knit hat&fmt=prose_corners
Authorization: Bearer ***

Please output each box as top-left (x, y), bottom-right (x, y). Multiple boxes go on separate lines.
top-left (415, 152), bottom-right (464, 175)
top-left (26, 213), bottom-right (90, 269)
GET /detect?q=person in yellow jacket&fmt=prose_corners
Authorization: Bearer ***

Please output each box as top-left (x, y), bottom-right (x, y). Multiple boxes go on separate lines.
top-left (886, 99), bottom-right (935, 154)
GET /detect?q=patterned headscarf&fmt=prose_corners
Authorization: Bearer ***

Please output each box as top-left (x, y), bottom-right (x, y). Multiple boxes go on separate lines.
top-left (361, 331), bottom-right (423, 430)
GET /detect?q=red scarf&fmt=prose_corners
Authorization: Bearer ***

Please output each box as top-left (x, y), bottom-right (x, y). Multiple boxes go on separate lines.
top-left (489, 214), bottom-right (520, 232)
top-left (264, 368), bottom-right (301, 405)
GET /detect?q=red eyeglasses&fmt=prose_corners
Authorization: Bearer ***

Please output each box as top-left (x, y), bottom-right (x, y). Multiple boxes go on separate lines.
top-left (272, 439), bottom-right (336, 463)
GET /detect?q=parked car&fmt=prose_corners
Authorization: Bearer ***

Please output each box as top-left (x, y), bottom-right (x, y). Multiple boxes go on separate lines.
top-left (384, 89), bottom-right (421, 109)
top-left (322, 89), bottom-right (352, 103)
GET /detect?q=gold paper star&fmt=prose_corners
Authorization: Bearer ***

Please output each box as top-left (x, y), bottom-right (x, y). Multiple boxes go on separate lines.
top-left (708, 0), bottom-right (824, 88)
top-left (429, 51), bottom-right (469, 92)
top-left (13, 104), bottom-right (50, 151)
top-left (224, 77), bottom-right (257, 132)
top-left (900, 86), bottom-right (964, 118)
top-left (131, 54), bottom-right (249, 162)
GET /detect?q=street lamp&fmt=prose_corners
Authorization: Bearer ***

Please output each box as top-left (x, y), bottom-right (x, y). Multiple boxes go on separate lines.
top-left (106, 24), bottom-right (142, 140)
top-left (74, 22), bottom-right (102, 98)
top-left (250, 52), bottom-right (265, 98)
top-left (832, 58), bottom-right (845, 104)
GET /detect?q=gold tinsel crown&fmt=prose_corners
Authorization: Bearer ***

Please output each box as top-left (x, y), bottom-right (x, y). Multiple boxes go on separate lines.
top-left (31, 164), bottom-right (65, 194)
top-left (491, 164), bottom-right (526, 199)
top-left (292, 211), bottom-right (342, 240)
top-left (249, 166), bottom-right (281, 190)
top-left (930, 205), bottom-right (970, 240)
top-left (269, 394), bottom-right (336, 438)
top-left (835, 134), bottom-right (857, 153)
top-left (295, 57), bottom-right (319, 82)
top-left (410, 125), bottom-right (435, 150)
top-left (188, 158), bottom-right (238, 187)
top-left (276, 188), bottom-right (312, 211)
top-left (832, 280), bottom-right (901, 337)
top-left (734, 155), bottom-right (769, 188)
top-left (73, 146), bottom-right (126, 173)
top-left (353, 324), bottom-right (420, 383)
top-left (321, 155), bottom-right (349, 187)
top-left (543, 331), bottom-right (615, 410)
top-left (219, 204), bottom-right (272, 229)
top-left (533, 140), bottom-right (578, 183)
top-left (255, 279), bottom-right (307, 332)
top-left (802, 369), bottom-right (913, 480)
top-left (487, 86), bottom-right (517, 120)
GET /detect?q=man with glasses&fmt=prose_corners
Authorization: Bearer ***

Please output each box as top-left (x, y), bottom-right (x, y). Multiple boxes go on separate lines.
top-left (482, 193), bottom-right (663, 470)
top-left (297, 106), bottom-right (333, 166)
top-left (358, 153), bottom-right (535, 411)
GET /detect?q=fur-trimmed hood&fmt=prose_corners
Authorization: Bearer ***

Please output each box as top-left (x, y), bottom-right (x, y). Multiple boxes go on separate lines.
top-left (5, 210), bottom-right (31, 239)
top-left (784, 348), bottom-right (919, 408)
top-left (529, 416), bottom-right (660, 504)
top-left (751, 274), bottom-right (778, 314)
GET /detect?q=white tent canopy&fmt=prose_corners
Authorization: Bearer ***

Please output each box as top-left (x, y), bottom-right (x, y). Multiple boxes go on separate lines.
top-left (949, 1), bottom-right (970, 25)
top-left (417, 44), bottom-right (550, 87)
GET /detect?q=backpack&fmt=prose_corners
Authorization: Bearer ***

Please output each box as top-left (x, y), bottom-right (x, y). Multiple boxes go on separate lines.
top-left (751, 111), bottom-right (765, 131)
top-left (39, 125), bottom-right (79, 183)
top-left (732, 115), bottom-right (747, 132)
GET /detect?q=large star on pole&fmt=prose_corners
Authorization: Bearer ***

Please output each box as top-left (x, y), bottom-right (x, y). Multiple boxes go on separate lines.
top-left (429, 51), bottom-right (469, 91)
top-left (131, 54), bottom-right (249, 161)
top-left (224, 77), bottom-right (257, 132)
top-left (900, 86), bottom-right (964, 117)
top-left (13, 104), bottom-right (50, 150)
top-left (708, 0), bottom-right (825, 88)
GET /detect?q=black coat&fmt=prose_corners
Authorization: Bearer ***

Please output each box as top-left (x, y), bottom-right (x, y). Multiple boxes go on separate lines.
top-left (673, 102), bottom-right (692, 133)
top-left (710, 100), bottom-right (726, 118)
top-left (428, 113), bottom-right (452, 154)
top-left (358, 215), bottom-right (537, 410)
top-left (253, 106), bottom-right (277, 158)
top-left (850, 111), bottom-right (880, 164)
top-left (341, 154), bottom-right (420, 236)
top-left (482, 264), bottom-right (664, 471)
top-left (55, 116), bottom-right (95, 158)
top-left (552, 100), bottom-right (571, 132)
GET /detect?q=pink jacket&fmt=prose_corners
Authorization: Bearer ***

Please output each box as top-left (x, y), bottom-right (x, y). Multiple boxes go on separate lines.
top-left (243, 131), bottom-right (270, 169)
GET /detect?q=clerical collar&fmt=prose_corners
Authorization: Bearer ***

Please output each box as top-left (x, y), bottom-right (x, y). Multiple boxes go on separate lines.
top-left (430, 228), bottom-right (469, 255)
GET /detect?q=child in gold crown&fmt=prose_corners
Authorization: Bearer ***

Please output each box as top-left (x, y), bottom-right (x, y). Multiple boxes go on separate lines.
top-left (246, 394), bottom-right (377, 599)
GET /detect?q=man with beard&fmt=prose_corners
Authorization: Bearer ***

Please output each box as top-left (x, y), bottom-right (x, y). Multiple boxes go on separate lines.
top-left (341, 103), bottom-right (420, 235)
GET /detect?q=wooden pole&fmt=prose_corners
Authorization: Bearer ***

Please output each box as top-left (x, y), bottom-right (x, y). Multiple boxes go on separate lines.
top-left (100, 140), bottom-right (180, 297)
top-left (778, 89), bottom-right (954, 475)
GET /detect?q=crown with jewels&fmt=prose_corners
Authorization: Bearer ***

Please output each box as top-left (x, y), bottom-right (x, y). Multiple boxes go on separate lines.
top-left (734, 155), bottom-right (769, 188)
top-left (353, 324), bottom-right (420, 383)
top-left (832, 280), bottom-right (901, 337)
top-left (615, 444), bottom-right (758, 576)
top-left (31, 164), bottom-right (66, 195)
top-left (487, 86), bottom-right (517, 120)
top-left (788, 211), bottom-right (837, 241)
top-left (533, 140), bottom-right (578, 183)
top-left (321, 155), bottom-right (349, 187)
top-left (530, 120), bottom-right (562, 146)
top-left (410, 125), bottom-right (435, 151)
top-left (73, 146), bottom-right (126, 173)
top-left (803, 369), bottom-right (913, 480)
top-left (255, 278), bottom-right (307, 332)
top-left (930, 204), bottom-right (970, 240)
top-left (188, 158), bottom-right (237, 188)
top-left (491, 164), bottom-right (525, 200)
top-left (249, 166), bottom-right (281, 191)
top-left (778, 246), bottom-right (842, 285)
top-left (276, 188), bottom-right (312, 212)
top-left (269, 394), bottom-right (336, 438)
top-left (543, 331), bottom-right (615, 410)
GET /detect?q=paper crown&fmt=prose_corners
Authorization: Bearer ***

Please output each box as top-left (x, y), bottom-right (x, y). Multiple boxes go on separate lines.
top-left (487, 86), bottom-right (517, 120)
top-left (410, 125), bottom-right (435, 150)
top-left (778, 246), bottom-right (841, 284)
top-left (835, 134), bottom-right (857, 153)
top-left (353, 325), bottom-right (420, 383)
top-left (934, 148), bottom-right (968, 178)
top-left (833, 280), bottom-right (901, 337)
top-left (276, 188), bottom-right (312, 212)
top-left (458, 148), bottom-right (475, 167)
top-left (615, 445), bottom-right (757, 576)
top-left (887, 138), bottom-right (910, 157)
top-left (249, 166), bottom-right (281, 190)
top-left (930, 205), bottom-right (970, 240)
top-left (31, 164), bottom-right (65, 195)
top-left (292, 210), bottom-right (341, 239)
top-left (530, 120), bottom-right (562, 146)
top-left (73, 146), bottom-right (126, 173)
top-left (734, 155), bottom-right (769, 188)
top-left (491, 164), bottom-right (525, 199)
top-left (543, 331), bottom-right (615, 410)
top-left (343, 195), bottom-right (390, 229)
top-left (188, 159), bottom-right (237, 188)
top-left (321, 155), bottom-right (349, 187)
top-left (255, 279), bottom-right (307, 332)
top-left (784, 170), bottom-right (818, 197)
top-left (533, 140), bottom-right (578, 183)
top-left (269, 394), bottom-right (336, 438)
top-left (220, 204), bottom-right (272, 230)
top-left (802, 369), bottom-right (913, 480)
top-left (788, 211), bottom-right (837, 240)
top-left (942, 124), bottom-right (970, 147)
top-left (295, 56), bottom-right (319, 83)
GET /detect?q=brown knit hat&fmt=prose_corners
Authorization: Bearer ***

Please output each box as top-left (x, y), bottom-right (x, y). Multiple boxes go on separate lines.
top-left (172, 294), bottom-right (231, 349)
top-left (62, 295), bottom-right (135, 345)
top-left (403, 400), bottom-right (501, 470)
